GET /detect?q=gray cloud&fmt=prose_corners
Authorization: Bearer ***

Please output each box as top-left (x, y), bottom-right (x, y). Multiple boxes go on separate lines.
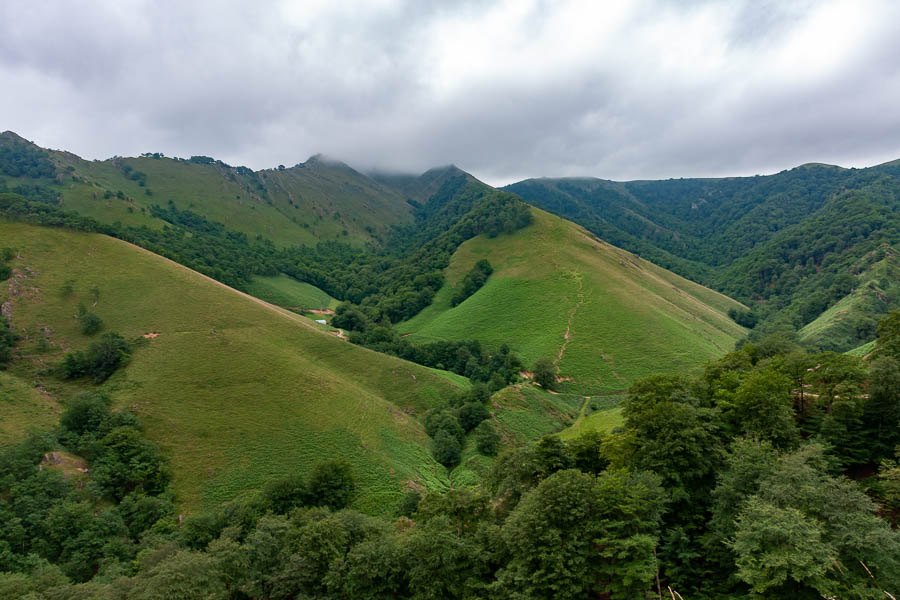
top-left (1, 0), bottom-right (899, 185)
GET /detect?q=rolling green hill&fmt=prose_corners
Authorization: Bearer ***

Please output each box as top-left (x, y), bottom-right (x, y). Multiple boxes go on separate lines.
top-left (507, 164), bottom-right (900, 350)
top-left (398, 208), bottom-right (747, 394)
top-left (0, 220), bottom-right (468, 514)
top-left (1, 131), bottom-right (413, 248)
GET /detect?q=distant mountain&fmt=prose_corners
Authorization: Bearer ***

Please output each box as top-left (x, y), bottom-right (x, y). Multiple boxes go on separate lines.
top-left (507, 161), bottom-right (900, 351)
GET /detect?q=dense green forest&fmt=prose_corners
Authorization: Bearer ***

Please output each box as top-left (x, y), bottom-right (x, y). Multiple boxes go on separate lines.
top-left (4, 312), bottom-right (900, 599)
top-left (507, 164), bottom-right (900, 352)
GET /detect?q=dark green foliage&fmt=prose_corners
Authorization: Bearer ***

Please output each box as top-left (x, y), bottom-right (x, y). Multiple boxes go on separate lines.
top-left (497, 469), bottom-right (665, 599)
top-left (79, 311), bottom-right (103, 336)
top-left (261, 474), bottom-right (308, 514)
top-left (398, 490), bottom-right (422, 517)
top-left (0, 134), bottom-right (56, 179)
top-left (457, 402), bottom-right (490, 432)
top-left (0, 316), bottom-right (16, 368)
top-left (431, 430), bottom-right (462, 468)
top-left (531, 357), bottom-right (556, 390)
top-left (728, 307), bottom-right (759, 328)
top-left (450, 259), bottom-right (493, 307)
top-left (877, 309), bottom-right (900, 361)
top-left (306, 460), bottom-right (356, 510)
top-left (90, 426), bottom-right (170, 500)
top-left (59, 392), bottom-right (111, 437)
top-left (565, 430), bottom-right (608, 474)
top-left (61, 332), bottom-right (131, 383)
top-left (424, 410), bottom-right (465, 443)
top-left (474, 421), bottom-right (500, 456)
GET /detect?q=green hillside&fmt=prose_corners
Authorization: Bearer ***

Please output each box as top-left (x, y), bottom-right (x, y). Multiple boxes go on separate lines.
top-left (0, 220), bottom-right (465, 514)
top-left (508, 164), bottom-right (900, 348)
top-left (799, 245), bottom-right (900, 350)
top-left (1, 131), bottom-right (412, 248)
top-left (398, 209), bottom-right (747, 394)
top-left (246, 274), bottom-right (338, 311)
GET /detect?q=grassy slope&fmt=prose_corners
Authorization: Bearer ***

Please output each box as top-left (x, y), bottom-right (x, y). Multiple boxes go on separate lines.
top-left (46, 150), bottom-right (411, 248)
top-left (845, 340), bottom-right (876, 358)
top-left (246, 274), bottom-right (338, 311)
top-left (0, 370), bottom-right (59, 446)
top-left (0, 221), bottom-right (463, 514)
top-left (450, 384), bottom-right (583, 487)
top-left (799, 248), bottom-right (899, 350)
top-left (398, 209), bottom-right (747, 394)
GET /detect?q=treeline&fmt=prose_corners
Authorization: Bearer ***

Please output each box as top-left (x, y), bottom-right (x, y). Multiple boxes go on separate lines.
top-left (450, 259), bottom-right (493, 307)
top-left (0, 135), bottom-right (56, 179)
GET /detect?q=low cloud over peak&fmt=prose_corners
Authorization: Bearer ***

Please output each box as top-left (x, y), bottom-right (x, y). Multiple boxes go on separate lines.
top-left (2, 0), bottom-right (899, 186)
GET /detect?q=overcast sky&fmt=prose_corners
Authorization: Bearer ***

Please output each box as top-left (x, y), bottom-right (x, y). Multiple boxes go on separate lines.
top-left (2, 0), bottom-right (899, 185)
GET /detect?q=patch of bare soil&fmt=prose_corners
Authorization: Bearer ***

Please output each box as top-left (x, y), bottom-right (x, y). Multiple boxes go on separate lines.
top-left (142, 332), bottom-right (160, 339)
top-left (307, 308), bottom-right (336, 315)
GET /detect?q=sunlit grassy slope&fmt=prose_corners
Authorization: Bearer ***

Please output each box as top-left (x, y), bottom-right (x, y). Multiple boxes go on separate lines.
top-left (0, 221), bottom-right (463, 514)
top-left (398, 209), bottom-right (747, 394)
top-left (247, 274), bottom-right (338, 311)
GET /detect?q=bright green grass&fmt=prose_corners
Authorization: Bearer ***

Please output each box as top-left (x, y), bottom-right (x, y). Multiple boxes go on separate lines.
top-left (559, 396), bottom-right (625, 441)
top-left (0, 370), bottom-right (59, 446)
top-left (845, 340), bottom-right (877, 358)
top-left (247, 274), bottom-right (338, 310)
top-left (0, 221), bottom-right (464, 514)
top-left (399, 209), bottom-right (746, 394)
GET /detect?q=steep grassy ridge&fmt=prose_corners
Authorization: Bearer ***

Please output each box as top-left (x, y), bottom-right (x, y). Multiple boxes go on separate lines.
top-left (1, 132), bottom-right (413, 248)
top-left (398, 209), bottom-right (746, 394)
top-left (0, 221), bottom-right (463, 513)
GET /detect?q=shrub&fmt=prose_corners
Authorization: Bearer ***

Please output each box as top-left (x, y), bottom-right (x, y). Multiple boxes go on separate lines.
top-left (307, 460), bottom-right (356, 510)
top-left (60, 392), bottom-right (111, 436)
top-left (0, 316), bottom-right (16, 368)
top-left (79, 312), bottom-right (103, 336)
top-left (61, 332), bottom-right (131, 383)
top-left (458, 402), bottom-right (490, 433)
top-left (432, 430), bottom-right (461, 468)
top-left (532, 357), bottom-right (557, 390)
top-left (474, 422), bottom-right (500, 456)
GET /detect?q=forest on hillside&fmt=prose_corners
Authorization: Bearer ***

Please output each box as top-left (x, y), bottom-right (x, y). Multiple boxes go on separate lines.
top-left (3, 312), bottom-right (900, 599)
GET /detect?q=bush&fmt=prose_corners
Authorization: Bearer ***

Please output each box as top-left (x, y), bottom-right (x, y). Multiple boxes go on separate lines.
top-left (474, 422), bottom-right (500, 456)
top-left (532, 357), bottom-right (557, 390)
top-left (458, 402), bottom-right (490, 433)
top-left (61, 332), bottom-right (131, 383)
top-left (0, 316), bottom-right (16, 368)
top-left (425, 411), bottom-right (465, 443)
top-left (60, 392), bottom-right (111, 436)
top-left (432, 430), bottom-right (461, 468)
top-left (262, 474), bottom-right (308, 514)
top-left (307, 460), bottom-right (356, 510)
top-left (79, 312), bottom-right (103, 336)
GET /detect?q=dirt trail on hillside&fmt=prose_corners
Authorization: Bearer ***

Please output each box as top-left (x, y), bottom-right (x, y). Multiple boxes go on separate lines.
top-left (554, 271), bottom-right (584, 367)
top-left (117, 239), bottom-right (336, 335)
